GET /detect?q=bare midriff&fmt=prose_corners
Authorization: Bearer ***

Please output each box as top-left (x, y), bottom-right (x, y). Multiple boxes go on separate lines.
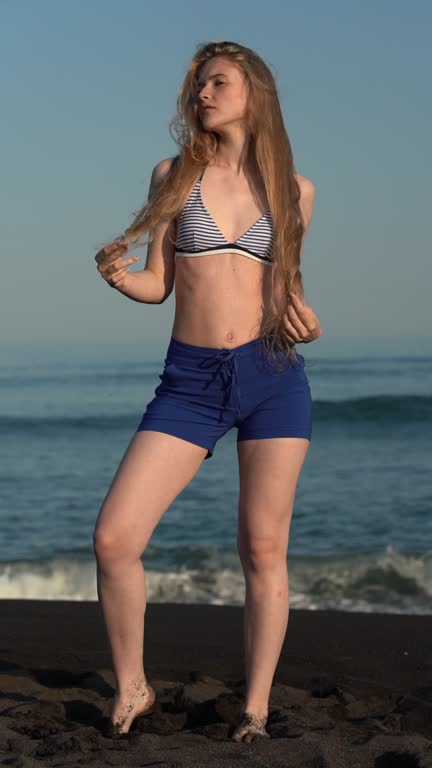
top-left (172, 252), bottom-right (273, 349)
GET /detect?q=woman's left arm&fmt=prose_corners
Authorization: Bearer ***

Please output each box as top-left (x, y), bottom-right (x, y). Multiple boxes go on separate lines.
top-left (283, 175), bottom-right (322, 344)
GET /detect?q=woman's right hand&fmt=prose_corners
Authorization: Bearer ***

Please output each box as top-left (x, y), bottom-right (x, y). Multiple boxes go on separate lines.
top-left (95, 237), bottom-right (140, 288)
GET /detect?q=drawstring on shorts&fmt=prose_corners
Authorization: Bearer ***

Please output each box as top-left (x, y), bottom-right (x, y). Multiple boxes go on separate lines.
top-left (199, 349), bottom-right (241, 422)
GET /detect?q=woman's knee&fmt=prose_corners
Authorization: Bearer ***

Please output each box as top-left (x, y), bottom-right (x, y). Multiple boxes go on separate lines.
top-left (93, 508), bottom-right (140, 563)
top-left (237, 535), bottom-right (284, 572)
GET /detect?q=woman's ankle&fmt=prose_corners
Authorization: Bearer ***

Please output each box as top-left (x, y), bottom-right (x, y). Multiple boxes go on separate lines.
top-left (115, 675), bottom-right (149, 700)
top-left (242, 703), bottom-right (268, 720)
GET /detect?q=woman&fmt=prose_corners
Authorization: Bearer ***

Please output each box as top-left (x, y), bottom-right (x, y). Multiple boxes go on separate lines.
top-left (94, 40), bottom-right (321, 742)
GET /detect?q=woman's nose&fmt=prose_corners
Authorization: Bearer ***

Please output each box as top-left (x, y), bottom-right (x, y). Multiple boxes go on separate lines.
top-left (198, 83), bottom-right (210, 99)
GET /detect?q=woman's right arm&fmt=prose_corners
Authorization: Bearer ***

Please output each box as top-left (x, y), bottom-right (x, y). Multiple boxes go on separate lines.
top-left (96, 157), bottom-right (177, 304)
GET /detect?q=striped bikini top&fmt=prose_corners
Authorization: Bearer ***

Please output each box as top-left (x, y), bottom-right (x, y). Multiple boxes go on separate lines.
top-left (175, 166), bottom-right (275, 265)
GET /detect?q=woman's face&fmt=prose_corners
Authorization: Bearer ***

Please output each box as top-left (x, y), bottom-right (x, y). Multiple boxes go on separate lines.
top-left (196, 56), bottom-right (248, 132)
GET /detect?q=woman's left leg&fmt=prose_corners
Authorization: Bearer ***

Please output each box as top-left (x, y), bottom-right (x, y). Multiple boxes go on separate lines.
top-left (236, 436), bottom-right (310, 720)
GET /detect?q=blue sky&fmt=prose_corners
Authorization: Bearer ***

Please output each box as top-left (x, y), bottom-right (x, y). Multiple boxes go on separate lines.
top-left (2, 0), bottom-right (430, 358)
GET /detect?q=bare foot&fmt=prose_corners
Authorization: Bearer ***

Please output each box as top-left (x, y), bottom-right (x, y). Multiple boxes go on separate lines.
top-left (109, 679), bottom-right (156, 737)
top-left (231, 710), bottom-right (270, 742)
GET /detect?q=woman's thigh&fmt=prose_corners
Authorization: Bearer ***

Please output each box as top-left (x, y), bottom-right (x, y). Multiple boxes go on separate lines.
top-left (236, 437), bottom-right (310, 557)
top-left (93, 430), bottom-right (207, 560)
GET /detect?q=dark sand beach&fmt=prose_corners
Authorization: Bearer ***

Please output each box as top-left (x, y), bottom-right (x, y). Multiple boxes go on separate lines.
top-left (1, 600), bottom-right (432, 766)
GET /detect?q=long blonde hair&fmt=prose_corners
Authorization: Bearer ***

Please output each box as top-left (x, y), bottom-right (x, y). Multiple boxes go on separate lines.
top-left (118, 40), bottom-right (307, 369)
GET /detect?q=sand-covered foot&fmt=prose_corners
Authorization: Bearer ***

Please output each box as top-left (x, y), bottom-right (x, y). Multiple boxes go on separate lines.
top-left (109, 679), bottom-right (156, 737)
top-left (231, 711), bottom-right (270, 742)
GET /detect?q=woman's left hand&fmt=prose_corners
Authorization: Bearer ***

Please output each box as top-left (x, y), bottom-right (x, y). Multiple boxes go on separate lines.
top-left (282, 292), bottom-right (322, 344)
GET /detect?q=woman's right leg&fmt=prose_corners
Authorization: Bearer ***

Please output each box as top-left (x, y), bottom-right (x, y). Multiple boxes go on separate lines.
top-left (93, 429), bottom-right (207, 732)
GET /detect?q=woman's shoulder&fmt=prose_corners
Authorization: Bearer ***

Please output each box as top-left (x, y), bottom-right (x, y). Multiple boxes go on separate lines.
top-left (293, 174), bottom-right (316, 231)
top-left (151, 155), bottom-right (179, 184)
top-left (294, 173), bottom-right (315, 199)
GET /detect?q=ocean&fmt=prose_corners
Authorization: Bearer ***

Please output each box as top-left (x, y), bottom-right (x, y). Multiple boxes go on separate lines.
top-left (1, 339), bottom-right (431, 613)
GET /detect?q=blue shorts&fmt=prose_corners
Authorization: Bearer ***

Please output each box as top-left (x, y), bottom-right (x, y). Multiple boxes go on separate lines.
top-left (136, 335), bottom-right (312, 460)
